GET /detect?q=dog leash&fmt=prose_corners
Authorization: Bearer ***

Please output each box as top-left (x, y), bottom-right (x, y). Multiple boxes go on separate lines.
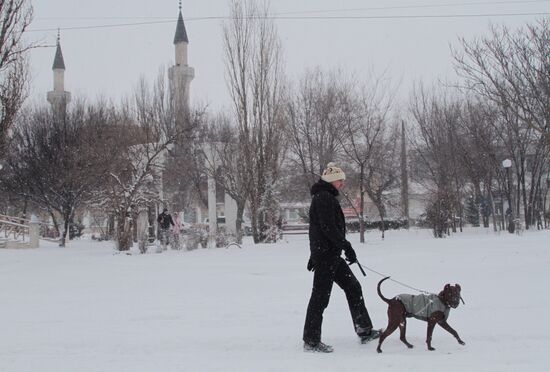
top-left (351, 261), bottom-right (435, 295)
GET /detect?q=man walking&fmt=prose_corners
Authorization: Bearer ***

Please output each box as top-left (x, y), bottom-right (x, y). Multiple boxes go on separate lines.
top-left (303, 162), bottom-right (379, 353)
top-left (157, 208), bottom-right (175, 251)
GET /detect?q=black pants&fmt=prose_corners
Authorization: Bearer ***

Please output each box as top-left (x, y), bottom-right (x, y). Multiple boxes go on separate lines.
top-left (303, 257), bottom-right (373, 344)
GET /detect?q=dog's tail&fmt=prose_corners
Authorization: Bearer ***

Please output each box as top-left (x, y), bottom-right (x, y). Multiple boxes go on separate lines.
top-left (377, 276), bottom-right (392, 304)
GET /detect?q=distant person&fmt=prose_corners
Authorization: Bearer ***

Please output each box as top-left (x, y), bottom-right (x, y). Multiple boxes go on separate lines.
top-left (303, 162), bottom-right (379, 353)
top-left (157, 208), bottom-right (175, 251)
top-left (172, 213), bottom-right (182, 234)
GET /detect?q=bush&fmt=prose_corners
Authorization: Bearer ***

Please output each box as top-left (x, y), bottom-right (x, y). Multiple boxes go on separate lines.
top-left (69, 221), bottom-right (85, 239)
top-left (414, 213), bottom-right (430, 228)
top-left (181, 225), bottom-right (208, 250)
top-left (425, 196), bottom-right (453, 238)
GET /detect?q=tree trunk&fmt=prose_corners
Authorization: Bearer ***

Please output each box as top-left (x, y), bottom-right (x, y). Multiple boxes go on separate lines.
top-left (59, 206), bottom-right (72, 247)
top-left (59, 218), bottom-right (70, 247)
top-left (48, 209), bottom-right (60, 237)
top-left (517, 159), bottom-right (528, 229)
top-left (250, 199), bottom-right (260, 244)
top-left (380, 211), bottom-right (386, 239)
top-left (359, 165), bottom-right (365, 243)
top-left (544, 188), bottom-right (548, 228)
top-left (235, 201), bottom-right (246, 244)
top-left (487, 183), bottom-right (498, 232)
top-left (451, 210), bottom-right (457, 233)
top-left (22, 197), bottom-right (28, 217)
top-left (116, 211), bottom-right (133, 251)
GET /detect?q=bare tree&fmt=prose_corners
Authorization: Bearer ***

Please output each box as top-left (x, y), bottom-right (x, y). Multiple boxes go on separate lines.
top-left (0, 0), bottom-right (33, 159)
top-left (340, 75), bottom-right (397, 241)
top-left (163, 139), bottom-right (208, 217)
top-left (285, 68), bottom-right (350, 190)
top-left (98, 74), bottom-right (202, 251)
top-left (453, 19), bottom-right (550, 229)
top-left (204, 113), bottom-right (250, 243)
top-left (455, 100), bottom-right (503, 231)
top-left (223, 0), bottom-right (287, 243)
top-left (454, 19), bottom-right (549, 142)
top-left (410, 84), bottom-right (465, 237)
top-left (2, 100), bottom-right (120, 246)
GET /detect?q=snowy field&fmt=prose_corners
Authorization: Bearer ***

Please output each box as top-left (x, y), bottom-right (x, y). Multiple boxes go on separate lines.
top-left (1, 228), bottom-right (549, 372)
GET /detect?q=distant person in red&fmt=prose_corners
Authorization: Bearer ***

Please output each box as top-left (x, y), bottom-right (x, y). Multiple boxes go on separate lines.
top-left (303, 162), bottom-right (379, 353)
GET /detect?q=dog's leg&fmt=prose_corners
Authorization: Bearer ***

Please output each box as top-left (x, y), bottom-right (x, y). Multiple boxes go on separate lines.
top-left (399, 318), bottom-right (414, 349)
top-left (438, 320), bottom-right (465, 346)
top-left (377, 322), bottom-right (398, 353)
top-left (377, 305), bottom-right (401, 353)
top-left (426, 317), bottom-right (437, 351)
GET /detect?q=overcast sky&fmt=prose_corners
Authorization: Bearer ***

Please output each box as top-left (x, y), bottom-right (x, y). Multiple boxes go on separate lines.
top-left (27, 0), bottom-right (549, 110)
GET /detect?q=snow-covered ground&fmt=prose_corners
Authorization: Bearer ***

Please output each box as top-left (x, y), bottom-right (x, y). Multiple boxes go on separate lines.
top-left (1, 228), bottom-right (549, 372)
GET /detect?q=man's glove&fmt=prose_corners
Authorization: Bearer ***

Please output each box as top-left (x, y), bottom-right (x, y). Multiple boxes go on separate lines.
top-left (344, 246), bottom-right (357, 265)
top-left (307, 257), bottom-right (315, 272)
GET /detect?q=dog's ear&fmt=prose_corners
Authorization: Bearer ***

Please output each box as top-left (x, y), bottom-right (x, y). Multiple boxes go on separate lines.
top-left (455, 284), bottom-right (461, 291)
top-left (444, 284), bottom-right (451, 290)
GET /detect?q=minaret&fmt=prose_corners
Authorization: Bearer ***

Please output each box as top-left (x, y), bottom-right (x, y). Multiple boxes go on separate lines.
top-left (168, 1), bottom-right (195, 116)
top-left (47, 30), bottom-right (71, 115)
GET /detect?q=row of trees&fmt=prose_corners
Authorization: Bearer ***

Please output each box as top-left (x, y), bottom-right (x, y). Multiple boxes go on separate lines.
top-left (211, 1), bottom-right (404, 243)
top-left (1, 77), bottom-right (202, 248)
top-left (213, 3), bottom-right (549, 240)
top-left (412, 19), bottom-right (550, 237)
top-left (453, 19), bottom-right (550, 232)
top-left (211, 9), bottom-right (550, 240)
top-left (1, 0), bottom-right (548, 246)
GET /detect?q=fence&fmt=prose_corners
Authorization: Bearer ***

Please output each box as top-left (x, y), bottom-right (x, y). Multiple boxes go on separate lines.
top-left (0, 214), bottom-right (42, 248)
top-left (0, 214), bottom-right (29, 241)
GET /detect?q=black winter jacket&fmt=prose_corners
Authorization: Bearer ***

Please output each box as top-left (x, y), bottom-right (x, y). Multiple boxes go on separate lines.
top-left (157, 212), bottom-right (175, 230)
top-left (308, 179), bottom-right (352, 263)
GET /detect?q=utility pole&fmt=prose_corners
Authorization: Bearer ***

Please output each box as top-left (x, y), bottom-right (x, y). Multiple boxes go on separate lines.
top-left (400, 120), bottom-right (410, 228)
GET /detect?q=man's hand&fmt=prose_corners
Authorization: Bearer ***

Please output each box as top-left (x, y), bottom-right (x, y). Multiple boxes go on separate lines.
top-left (307, 258), bottom-right (315, 272)
top-left (344, 247), bottom-right (357, 264)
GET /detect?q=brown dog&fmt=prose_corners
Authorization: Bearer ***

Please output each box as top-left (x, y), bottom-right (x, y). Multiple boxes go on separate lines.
top-left (376, 276), bottom-right (465, 353)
